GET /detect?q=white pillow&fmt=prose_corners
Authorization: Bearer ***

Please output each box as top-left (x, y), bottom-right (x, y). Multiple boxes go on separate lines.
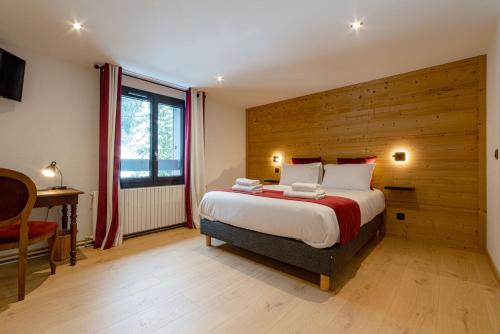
top-left (280, 163), bottom-right (322, 185)
top-left (302, 162), bottom-right (323, 183)
top-left (314, 162), bottom-right (324, 183)
top-left (322, 164), bottom-right (375, 191)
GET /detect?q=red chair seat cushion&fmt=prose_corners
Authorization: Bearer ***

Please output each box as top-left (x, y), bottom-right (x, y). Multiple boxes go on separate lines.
top-left (0, 221), bottom-right (58, 243)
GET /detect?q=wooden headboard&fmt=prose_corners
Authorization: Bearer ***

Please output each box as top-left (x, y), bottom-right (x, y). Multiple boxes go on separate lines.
top-left (246, 56), bottom-right (486, 250)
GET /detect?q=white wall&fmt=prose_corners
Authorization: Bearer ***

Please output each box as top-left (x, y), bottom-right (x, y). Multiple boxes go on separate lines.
top-left (204, 97), bottom-right (246, 191)
top-left (487, 17), bottom-right (500, 274)
top-left (0, 43), bottom-right (99, 242)
top-left (0, 42), bottom-right (247, 248)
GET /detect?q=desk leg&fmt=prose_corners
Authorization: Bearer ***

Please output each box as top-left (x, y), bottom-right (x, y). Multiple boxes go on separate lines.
top-left (70, 204), bottom-right (77, 265)
top-left (61, 205), bottom-right (68, 230)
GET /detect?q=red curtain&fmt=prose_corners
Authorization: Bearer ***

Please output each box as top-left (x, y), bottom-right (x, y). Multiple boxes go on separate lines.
top-left (184, 89), bottom-right (193, 228)
top-left (95, 64), bottom-right (122, 249)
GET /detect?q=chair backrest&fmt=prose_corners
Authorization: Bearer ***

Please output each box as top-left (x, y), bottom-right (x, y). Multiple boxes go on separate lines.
top-left (0, 168), bottom-right (36, 229)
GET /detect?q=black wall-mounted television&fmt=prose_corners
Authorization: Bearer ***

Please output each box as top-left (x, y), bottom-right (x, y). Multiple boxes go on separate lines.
top-left (0, 48), bottom-right (26, 102)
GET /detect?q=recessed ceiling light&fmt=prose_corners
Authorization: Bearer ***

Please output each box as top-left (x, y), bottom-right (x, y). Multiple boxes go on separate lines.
top-left (216, 75), bottom-right (224, 83)
top-left (350, 21), bottom-right (363, 30)
top-left (71, 21), bottom-right (83, 31)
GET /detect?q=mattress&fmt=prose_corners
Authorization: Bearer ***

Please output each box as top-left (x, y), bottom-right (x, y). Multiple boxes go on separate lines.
top-left (199, 185), bottom-right (385, 248)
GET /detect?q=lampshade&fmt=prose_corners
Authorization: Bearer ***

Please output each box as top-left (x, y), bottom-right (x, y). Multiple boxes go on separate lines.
top-left (41, 161), bottom-right (66, 189)
top-left (42, 161), bottom-right (57, 177)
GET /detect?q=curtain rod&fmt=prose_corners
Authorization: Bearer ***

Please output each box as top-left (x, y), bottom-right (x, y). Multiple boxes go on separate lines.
top-left (94, 64), bottom-right (188, 93)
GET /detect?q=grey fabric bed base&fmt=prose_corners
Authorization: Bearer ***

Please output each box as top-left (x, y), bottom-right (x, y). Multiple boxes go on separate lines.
top-left (200, 212), bottom-right (384, 283)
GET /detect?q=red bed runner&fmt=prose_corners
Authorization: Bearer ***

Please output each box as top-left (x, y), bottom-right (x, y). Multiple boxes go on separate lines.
top-left (226, 189), bottom-right (361, 245)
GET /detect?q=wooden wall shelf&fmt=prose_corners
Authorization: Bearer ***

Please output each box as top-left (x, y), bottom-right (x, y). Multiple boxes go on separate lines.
top-left (384, 186), bottom-right (415, 191)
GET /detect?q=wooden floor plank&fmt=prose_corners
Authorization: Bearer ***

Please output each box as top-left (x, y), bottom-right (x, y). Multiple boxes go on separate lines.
top-left (320, 263), bottom-right (406, 334)
top-left (0, 228), bottom-right (498, 334)
top-left (436, 275), bottom-right (495, 334)
top-left (377, 268), bottom-right (439, 334)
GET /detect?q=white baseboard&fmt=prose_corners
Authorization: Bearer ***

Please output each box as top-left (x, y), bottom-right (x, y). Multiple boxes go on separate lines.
top-left (0, 239), bottom-right (92, 265)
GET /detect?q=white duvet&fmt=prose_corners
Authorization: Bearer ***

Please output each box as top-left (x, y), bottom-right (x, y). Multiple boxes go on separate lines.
top-left (199, 185), bottom-right (385, 248)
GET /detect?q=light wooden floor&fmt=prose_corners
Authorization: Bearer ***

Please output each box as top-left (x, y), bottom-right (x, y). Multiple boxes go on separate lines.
top-left (0, 228), bottom-right (499, 334)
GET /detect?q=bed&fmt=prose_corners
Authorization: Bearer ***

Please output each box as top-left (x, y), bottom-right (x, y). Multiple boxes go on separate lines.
top-left (199, 184), bottom-right (386, 290)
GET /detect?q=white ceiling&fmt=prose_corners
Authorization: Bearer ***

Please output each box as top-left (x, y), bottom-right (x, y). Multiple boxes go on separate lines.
top-left (1, 0), bottom-right (499, 108)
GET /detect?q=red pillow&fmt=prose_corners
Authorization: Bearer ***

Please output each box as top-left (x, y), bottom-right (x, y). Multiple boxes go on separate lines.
top-left (337, 156), bottom-right (377, 189)
top-left (337, 156), bottom-right (377, 164)
top-left (292, 157), bottom-right (322, 164)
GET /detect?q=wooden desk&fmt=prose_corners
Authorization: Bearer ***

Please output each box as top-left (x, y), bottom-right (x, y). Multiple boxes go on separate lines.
top-left (35, 188), bottom-right (84, 266)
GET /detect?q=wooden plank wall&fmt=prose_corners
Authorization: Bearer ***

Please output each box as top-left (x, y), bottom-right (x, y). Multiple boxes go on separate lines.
top-left (246, 56), bottom-right (486, 250)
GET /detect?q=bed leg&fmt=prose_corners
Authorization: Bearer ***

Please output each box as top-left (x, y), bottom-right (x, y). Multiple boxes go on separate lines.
top-left (320, 274), bottom-right (330, 291)
top-left (381, 211), bottom-right (387, 237)
top-left (378, 225), bottom-right (386, 238)
top-left (205, 235), bottom-right (212, 247)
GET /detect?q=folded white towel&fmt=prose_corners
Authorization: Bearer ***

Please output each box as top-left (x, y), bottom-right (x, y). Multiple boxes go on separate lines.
top-left (232, 184), bottom-right (263, 193)
top-left (284, 189), bottom-right (326, 199)
top-left (235, 178), bottom-right (260, 187)
top-left (291, 182), bottom-right (320, 192)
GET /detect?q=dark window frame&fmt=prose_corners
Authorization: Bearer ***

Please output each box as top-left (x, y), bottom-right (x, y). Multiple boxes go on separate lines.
top-left (120, 86), bottom-right (185, 189)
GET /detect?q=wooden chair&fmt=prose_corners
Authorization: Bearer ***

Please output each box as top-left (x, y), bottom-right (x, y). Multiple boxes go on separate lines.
top-left (0, 168), bottom-right (58, 301)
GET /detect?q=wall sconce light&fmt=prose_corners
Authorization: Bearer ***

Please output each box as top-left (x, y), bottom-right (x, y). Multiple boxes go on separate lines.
top-left (42, 161), bottom-right (67, 189)
top-left (392, 151), bottom-right (407, 162)
top-left (272, 155), bottom-right (281, 164)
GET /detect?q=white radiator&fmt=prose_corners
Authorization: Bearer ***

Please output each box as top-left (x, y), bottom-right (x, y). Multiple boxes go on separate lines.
top-left (91, 185), bottom-right (186, 237)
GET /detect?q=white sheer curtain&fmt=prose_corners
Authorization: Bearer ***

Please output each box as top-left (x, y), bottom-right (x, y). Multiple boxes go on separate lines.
top-left (189, 90), bottom-right (206, 228)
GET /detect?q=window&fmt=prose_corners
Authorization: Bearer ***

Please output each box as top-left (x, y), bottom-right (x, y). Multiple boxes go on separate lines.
top-left (120, 86), bottom-right (185, 188)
